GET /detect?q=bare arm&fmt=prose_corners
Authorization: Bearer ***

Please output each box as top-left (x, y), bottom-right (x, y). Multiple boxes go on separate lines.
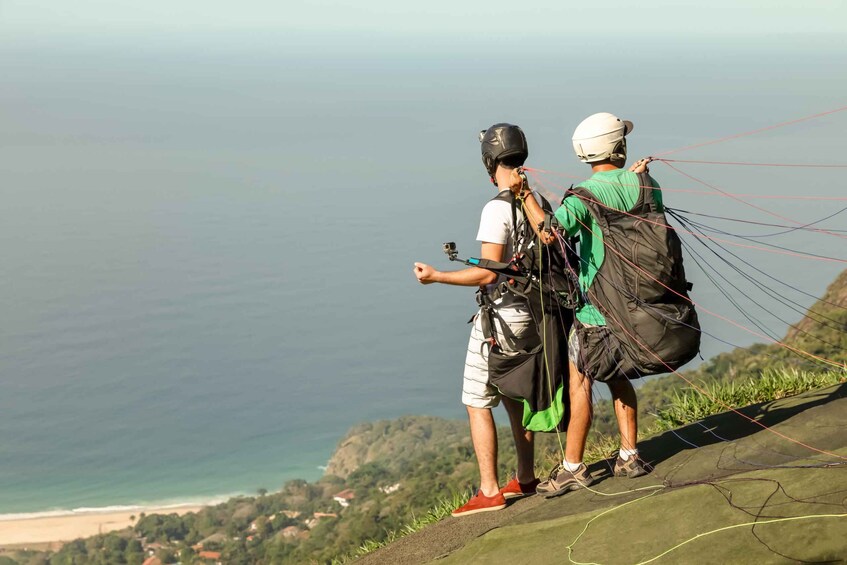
top-left (414, 242), bottom-right (503, 286)
top-left (507, 169), bottom-right (555, 245)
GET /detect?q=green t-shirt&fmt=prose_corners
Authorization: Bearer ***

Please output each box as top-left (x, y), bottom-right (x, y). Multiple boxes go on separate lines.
top-left (553, 169), bottom-right (663, 326)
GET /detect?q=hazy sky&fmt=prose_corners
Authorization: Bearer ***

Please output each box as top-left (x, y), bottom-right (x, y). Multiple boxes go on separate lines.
top-left (2, 0), bottom-right (846, 39)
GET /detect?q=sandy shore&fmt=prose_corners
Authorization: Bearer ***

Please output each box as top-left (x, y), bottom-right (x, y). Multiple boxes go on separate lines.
top-left (0, 505), bottom-right (204, 548)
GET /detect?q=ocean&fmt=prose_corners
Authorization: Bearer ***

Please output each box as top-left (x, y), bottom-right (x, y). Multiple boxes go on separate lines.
top-left (1, 32), bottom-right (845, 516)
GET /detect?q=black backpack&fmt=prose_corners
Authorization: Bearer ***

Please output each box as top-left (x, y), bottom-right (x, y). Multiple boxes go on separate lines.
top-left (488, 190), bottom-right (576, 308)
top-left (479, 190), bottom-right (577, 431)
top-left (568, 173), bottom-right (700, 379)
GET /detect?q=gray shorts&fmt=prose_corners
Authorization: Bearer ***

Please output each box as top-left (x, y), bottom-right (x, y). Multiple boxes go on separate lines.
top-left (568, 323), bottom-right (598, 376)
top-left (568, 326), bottom-right (581, 361)
top-left (569, 323), bottom-right (630, 382)
top-left (462, 306), bottom-right (534, 409)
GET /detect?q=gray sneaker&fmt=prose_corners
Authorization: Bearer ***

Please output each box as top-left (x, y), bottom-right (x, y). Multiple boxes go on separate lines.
top-left (613, 455), bottom-right (649, 478)
top-left (536, 462), bottom-right (594, 498)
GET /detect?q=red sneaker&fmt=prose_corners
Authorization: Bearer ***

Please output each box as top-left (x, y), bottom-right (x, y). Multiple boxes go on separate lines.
top-left (500, 477), bottom-right (541, 499)
top-left (451, 490), bottom-right (507, 517)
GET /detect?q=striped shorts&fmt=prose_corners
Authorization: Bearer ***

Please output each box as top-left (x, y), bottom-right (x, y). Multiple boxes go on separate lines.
top-left (462, 306), bottom-right (535, 409)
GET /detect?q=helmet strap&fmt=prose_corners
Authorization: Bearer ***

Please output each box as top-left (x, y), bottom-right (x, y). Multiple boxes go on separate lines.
top-left (610, 138), bottom-right (627, 163)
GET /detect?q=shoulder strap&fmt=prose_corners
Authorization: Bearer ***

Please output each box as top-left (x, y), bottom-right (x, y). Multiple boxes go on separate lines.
top-left (491, 190), bottom-right (519, 250)
top-left (492, 189), bottom-right (512, 203)
top-left (633, 172), bottom-right (658, 214)
top-left (565, 185), bottom-right (601, 213)
top-left (561, 185), bottom-right (574, 206)
top-left (535, 192), bottom-right (553, 213)
top-left (491, 190), bottom-right (556, 247)
top-left (563, 185), bottom-right (610, 235)
top-left (562, 185), bottom-right (592, 207)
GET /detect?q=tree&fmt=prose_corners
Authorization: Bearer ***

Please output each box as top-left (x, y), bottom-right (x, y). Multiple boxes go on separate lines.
top-left (125, 538), bottom-right (144, 564)
top-left (254, 515), bottom-right (272, 536)
top-left (156, 548), bottom-right (177, 563)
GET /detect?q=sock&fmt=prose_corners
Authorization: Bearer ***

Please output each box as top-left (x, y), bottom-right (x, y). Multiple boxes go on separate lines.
top-left (619, 448), bottom-right (639, 461)
top-left (563, 459), bottom-right (582, 473)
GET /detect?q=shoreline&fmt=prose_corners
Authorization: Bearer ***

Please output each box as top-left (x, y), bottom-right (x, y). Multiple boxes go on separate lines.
top-left (0, 496), bottom-right (233, 522)
top-left (0, 504), bottom-right (204, 548)
top-left (0, 462), bottom-right (331, 550)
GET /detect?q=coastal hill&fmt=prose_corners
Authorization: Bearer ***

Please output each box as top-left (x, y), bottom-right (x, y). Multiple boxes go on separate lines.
top-left (787, 268), bottom-right (847, 343)
top-left (2, 270), bottom-right (845, 564)
top-left (324, 417), bottom-right (471, 480)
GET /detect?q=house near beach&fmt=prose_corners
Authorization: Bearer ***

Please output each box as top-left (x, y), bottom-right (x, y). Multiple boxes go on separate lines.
top-left (305, 511), bottom-right (338, 529)
top-left (333, 489), bottom-right (356, 507)
top-left (197, 550), bottom-right (222, 563)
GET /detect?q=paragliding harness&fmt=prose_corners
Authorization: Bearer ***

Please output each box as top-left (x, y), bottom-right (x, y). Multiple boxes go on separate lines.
top-left (567, 172), bottom-right (701, 383)
top-left (445, 188), bottom-right (578, 432)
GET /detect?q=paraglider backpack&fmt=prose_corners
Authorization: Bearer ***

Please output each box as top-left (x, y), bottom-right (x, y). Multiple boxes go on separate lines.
top-left (567, 172), bottom-right (701, 381)
top-left (488, 189), bottom-right (576, 306)
top-left (480, 190), bottom-right (576, 432)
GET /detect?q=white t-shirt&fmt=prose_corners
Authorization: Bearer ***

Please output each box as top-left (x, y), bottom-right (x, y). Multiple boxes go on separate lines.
top-left (476, 191), bottom-right (537, 312)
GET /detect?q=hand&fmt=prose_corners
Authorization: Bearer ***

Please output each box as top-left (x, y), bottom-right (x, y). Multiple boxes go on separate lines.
top-left (413, 262), bottom-right (439, 284)
top-left (507, 168), bottom-right (526, 194)
top-left (629, 157), bottom-right (652, 174)
top-left (539, 230), bottom-right (556, 245)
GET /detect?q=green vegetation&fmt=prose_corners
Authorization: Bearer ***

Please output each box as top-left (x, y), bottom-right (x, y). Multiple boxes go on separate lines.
top-left (6, 271), bottom-right (843, 564)
top-left (338, 365), bottom-right (846, 563)
top-left (5, 418), bottom-right (511, 565)
top-left (654, 368), bottom-right (845, 431)
top-left (331, 491), bottom-right (469, 565)
top-left (8, 365), bottom-right (843, 565)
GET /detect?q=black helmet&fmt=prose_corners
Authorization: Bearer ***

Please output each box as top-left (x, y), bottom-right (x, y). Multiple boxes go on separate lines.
top-left (479, 123), bottom-right (528, 183)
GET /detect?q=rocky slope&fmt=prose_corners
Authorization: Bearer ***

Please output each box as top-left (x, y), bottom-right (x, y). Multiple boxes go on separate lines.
top-left (324, 416), bottom-right (470, 479)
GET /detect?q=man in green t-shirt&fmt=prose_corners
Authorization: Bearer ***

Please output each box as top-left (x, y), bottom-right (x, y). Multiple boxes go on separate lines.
top-left (519, 113), bottom-right (655, 497)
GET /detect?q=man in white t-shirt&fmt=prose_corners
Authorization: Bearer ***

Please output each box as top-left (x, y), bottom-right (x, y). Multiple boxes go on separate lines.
top-left (413, 123), bottom-right (540, 516)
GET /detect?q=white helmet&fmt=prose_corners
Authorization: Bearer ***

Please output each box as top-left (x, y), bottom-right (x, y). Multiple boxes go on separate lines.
top-left (571, 112), bottom-right (634, 163)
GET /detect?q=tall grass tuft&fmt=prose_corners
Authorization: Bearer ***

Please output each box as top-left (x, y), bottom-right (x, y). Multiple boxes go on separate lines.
top-left (654, 367), bottom-right (845, 431)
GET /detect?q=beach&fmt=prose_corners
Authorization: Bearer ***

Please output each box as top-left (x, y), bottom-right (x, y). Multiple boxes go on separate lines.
top-left (0, 505), bottom-right (203, 549)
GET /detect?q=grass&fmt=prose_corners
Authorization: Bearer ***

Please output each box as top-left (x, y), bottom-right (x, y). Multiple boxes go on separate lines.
top-left (333, 366), bottom-right (845, 563)
top-left (653, 367), bottom-right (846, 431)
top-left (334, 435), bottom-right (626, 565)
top-left (330, 491), bottom-right (470, 564)
top-left (583, 432), bottom-right (621, 464)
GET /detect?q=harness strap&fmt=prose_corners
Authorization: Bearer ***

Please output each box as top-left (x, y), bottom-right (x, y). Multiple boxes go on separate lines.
top-left (634, 171), bottom-right (658, 214)
top-left (474, 281), bottom-right (514, 345)
top-left (480, 310), bottom-right (497, 346)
